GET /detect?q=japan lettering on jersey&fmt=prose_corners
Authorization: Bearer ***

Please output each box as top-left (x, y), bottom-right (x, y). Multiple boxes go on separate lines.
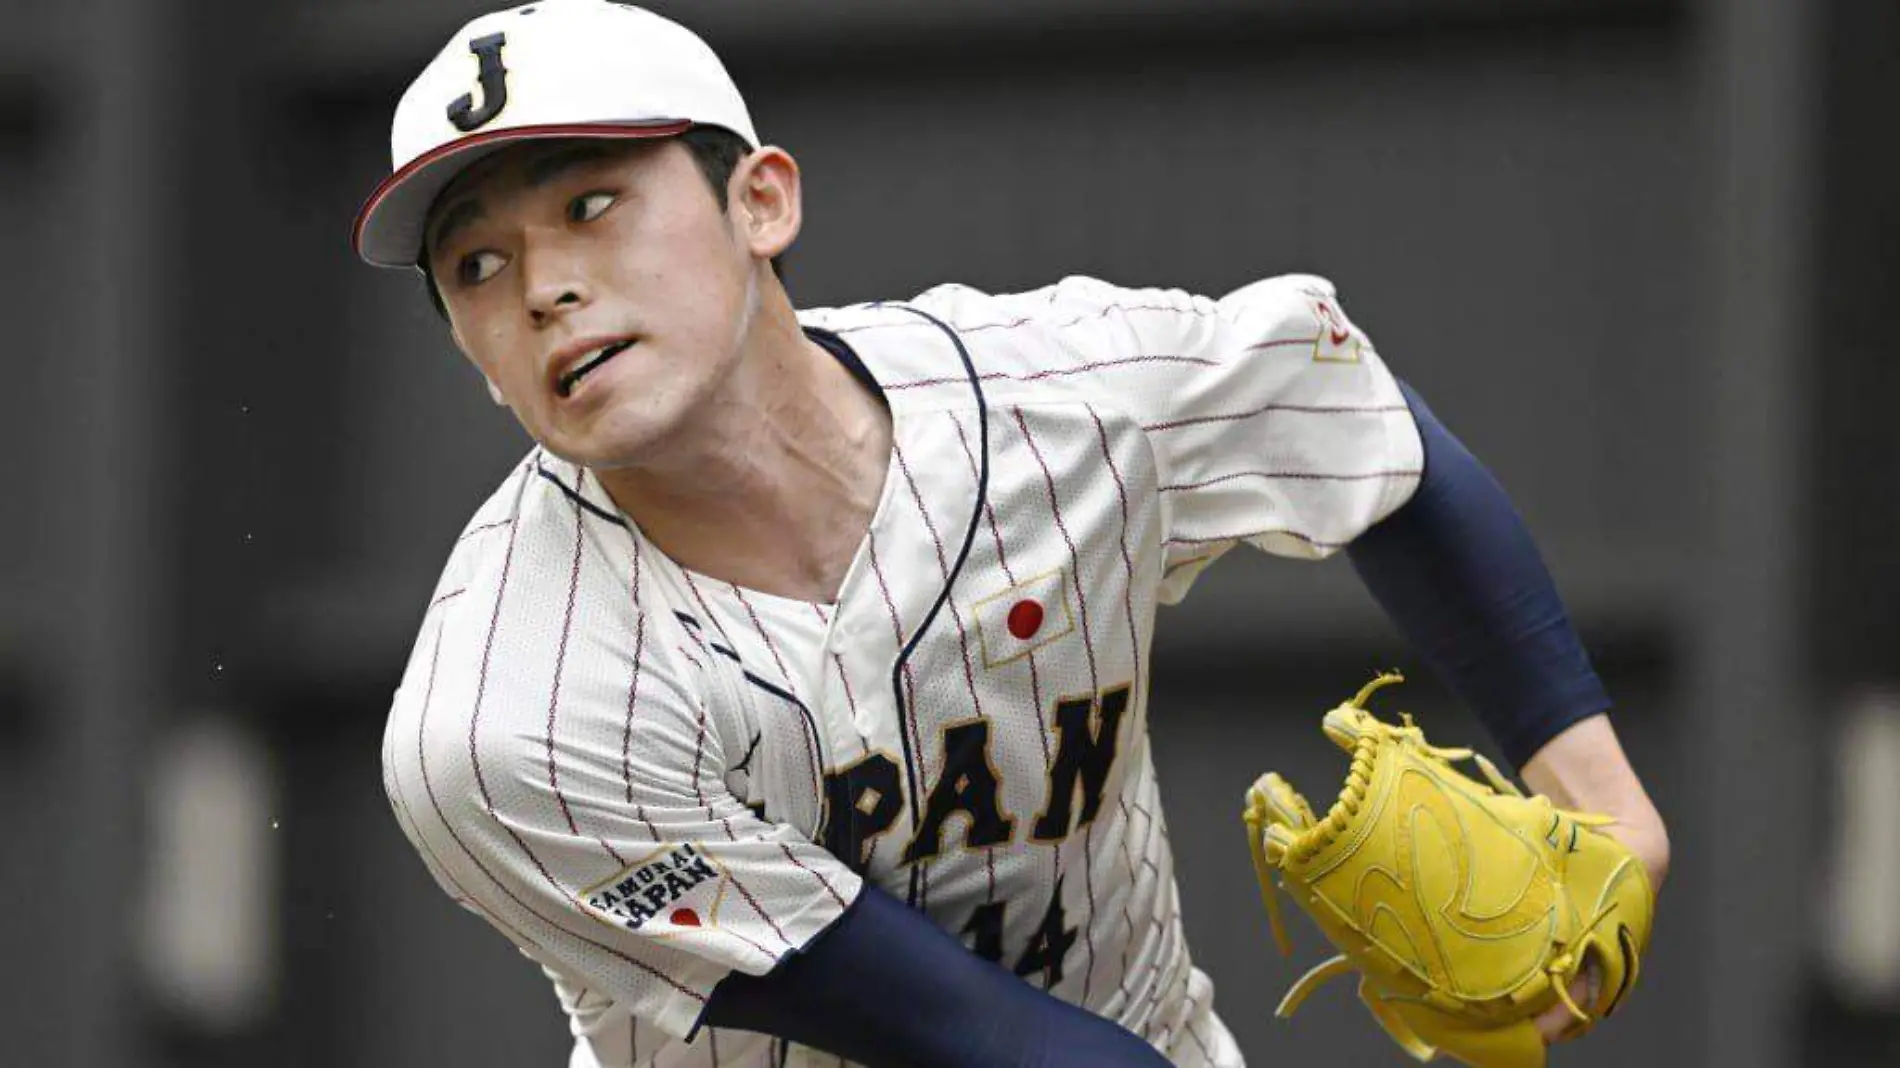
top-left (380, 274), bottom-right (1423, 1067)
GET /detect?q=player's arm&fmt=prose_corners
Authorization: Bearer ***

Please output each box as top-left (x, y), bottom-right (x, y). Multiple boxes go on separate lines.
top-left (702, 883), bottom-right (1171, 1067)
top-left (976, 273), bottom-right (1663, 871)
top-left (1344, 381), bottom-right (1669, 887)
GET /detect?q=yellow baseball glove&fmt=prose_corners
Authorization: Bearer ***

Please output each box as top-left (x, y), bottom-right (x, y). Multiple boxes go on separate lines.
top-left (1243, 673), bottom-right (1652, 1068)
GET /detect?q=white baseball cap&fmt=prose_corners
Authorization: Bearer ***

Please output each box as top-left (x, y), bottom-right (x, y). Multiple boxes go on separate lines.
top-left (352, 0), bottom-right (758, 267)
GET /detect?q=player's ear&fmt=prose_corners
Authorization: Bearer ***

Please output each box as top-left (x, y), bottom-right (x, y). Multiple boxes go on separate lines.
top-left (730, 146), bottom-right (801, 262)
top-left (484, 375), bottom-right (507, 407)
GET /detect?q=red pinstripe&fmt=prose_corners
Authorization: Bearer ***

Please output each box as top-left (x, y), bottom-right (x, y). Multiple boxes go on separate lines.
top-left (1142, 400), bottom-right (1408, 434)
top-left (864, 531), bottom-right (927, 903)
top-left (676, 572), bottom-right (747, 844)
top-left (1180, 981), bottom-right (1215, 1063)
top-left (1086, 407), bottom-right (1145, 697)
top-left (622, 546), bottom-right (662, 840)
top-left (675, 571), bottom-right (850, 915)
top-left (952, 412), bottom-right (1046, 904)
top-left (1149, 901), bottom-right (1191, 1048)
top-left (883, 353), bottom-right (1218, 392)
top-left (439, 467), bottom-right (707, 1004)
top-left (952, 415), bottom-right (1051, 763)
top-left (1116, 797), bottom-right (1149, 993)
top-left (730, 584), bottom-right (827, 789)
top-left (1159, 466), bottom-right (1420, 493)
top-left (1144, 789), bottom-right (1187, 1038)
top-left (780, 843), bottom-right (849, 909)
top-left (467, 469), bottom-right (600, 881)
top-left (1246, 335), bottom-right (1320, 351)
top-left (810, 603), bottom-right (872, 757)
top-left (385, 627), bottom-right (476, 911)
top-left (623, 546), bottom-right (645, 805)
top-left (828, 650), bottom-right (870, 759)
top-left (547, 486), bottom-right (591, 842)
top-left (731, 585), bottom-right (795, 689)
top-left (727, 869), bottom-right (793, 949)
top-left (1088, 407), bottom-right (1144, 999)
top-left (1148, 935), bottom-right (1182, 1045)
top-left (427, 587), bottom-right (467, 612)
top-left (408, 627), bottom-right (482, 897)
top-left (1166, 527), bottom-right (1347, 551)
top-left (1014, 409), bottom-right (1102, 690)
top-left (895, 434), bottom-right (996, 899)
top-left (507, 469), bottom-right (792, 974)
top-left (722, 925), bottom-right (781, 969)
top-left (689, 700), bottom-right (727, 840)
top-left (455, 517), bottom-right (514, 543)
top-left (892, 438), bottom-right (987, 723)
top-left (833, 299), bottom-right (1198, 340)
top-left (678, 570), bottom-right (735, 650)
top-left (1143, 924), bottom-right (1184, 1045)
top-left (1013, 406), bottom-right (1100, 1000)
top-left (466, 469), bottom-right (529, 817)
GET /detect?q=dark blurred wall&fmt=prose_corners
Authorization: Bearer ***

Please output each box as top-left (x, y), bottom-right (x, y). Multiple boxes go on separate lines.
top-left (1814, 0), bottom-right (1900, 685)
top-left (4, 0), bottom-right (1891, 1066)
top-left (1805, 0), bottom-right (1900, 1063)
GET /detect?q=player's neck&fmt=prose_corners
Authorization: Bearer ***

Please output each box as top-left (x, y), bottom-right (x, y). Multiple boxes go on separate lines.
top-left (592, 298), bottom-right (891, 604)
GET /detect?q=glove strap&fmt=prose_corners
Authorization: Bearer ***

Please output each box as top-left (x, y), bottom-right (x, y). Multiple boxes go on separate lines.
top-left (1243, 789), bottom-right (1294, 957)
top-left (1547, 895), bottom-right (1626, 1028)
top-left (1358, 978), bottom-right (1440, 1064)
top-left (1275, 954), bottom-right (1354, 1018)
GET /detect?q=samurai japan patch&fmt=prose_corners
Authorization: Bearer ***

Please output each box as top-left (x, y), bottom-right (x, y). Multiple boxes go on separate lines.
top-left (583, 843), bottom-right (729, 933)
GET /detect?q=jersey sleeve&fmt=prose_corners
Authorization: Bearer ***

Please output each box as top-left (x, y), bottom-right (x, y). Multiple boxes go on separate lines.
top-left (957, 274), bottom-right (1423, 603)
top-left (383, 486), bottom-right (863, 1041)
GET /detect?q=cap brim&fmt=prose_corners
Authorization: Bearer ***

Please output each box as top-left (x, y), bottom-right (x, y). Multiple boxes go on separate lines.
top-left (352, 119), bottom-right (694, 268)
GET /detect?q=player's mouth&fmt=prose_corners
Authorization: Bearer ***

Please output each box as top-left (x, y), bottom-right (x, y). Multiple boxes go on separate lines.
top-left (554, 338), bottom-right (637, 399)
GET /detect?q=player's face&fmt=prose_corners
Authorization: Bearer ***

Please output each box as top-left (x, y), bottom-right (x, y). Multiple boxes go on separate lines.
top-left (424, 138), bottom-right (765, 469)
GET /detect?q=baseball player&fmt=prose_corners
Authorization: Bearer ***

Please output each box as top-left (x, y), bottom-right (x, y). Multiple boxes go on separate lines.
top-left (357, 2), bottom-right (1670, 1065)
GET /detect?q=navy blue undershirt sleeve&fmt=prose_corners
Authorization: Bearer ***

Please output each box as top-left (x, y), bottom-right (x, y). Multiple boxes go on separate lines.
top-left (1346, 380), bottom-right (1610, 769)
top-left (702, 883), bottom-right (1170, 1067)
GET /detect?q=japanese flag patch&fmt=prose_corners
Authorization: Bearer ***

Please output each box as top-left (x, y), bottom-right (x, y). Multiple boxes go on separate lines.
top-left (583, 843), bottom-right (730, 937)
top-left (1305, 287), bottom-right (1366, 364)
top-left (972, 569), bottom-right (1076, 669)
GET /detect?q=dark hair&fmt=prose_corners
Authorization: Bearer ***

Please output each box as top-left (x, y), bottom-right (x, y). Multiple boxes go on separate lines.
top-left (418, 125), bottom-right (785, 320)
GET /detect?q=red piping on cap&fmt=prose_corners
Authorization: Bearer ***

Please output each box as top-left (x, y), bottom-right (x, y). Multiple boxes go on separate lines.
top-left (351, 118), bottom-right (694, 260)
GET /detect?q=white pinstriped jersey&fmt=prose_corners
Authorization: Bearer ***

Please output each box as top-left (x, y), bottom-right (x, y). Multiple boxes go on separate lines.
top-left (381, 274), bottom-right (1423, 1067)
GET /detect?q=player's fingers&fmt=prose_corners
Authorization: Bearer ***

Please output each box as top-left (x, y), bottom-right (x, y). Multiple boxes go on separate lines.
top-left (1533, 964), bottom-right (1602, 1045)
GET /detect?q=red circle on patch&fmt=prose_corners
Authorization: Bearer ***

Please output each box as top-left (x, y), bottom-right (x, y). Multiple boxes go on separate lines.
top-left (670, 908), bottom-right (702, 927)
top-left (1006, 600), bottom-right (1044, 640)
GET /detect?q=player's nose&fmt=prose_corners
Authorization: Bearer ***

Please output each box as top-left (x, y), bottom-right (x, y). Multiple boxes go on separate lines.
top-left (520, 242), bottom-right (593, 327)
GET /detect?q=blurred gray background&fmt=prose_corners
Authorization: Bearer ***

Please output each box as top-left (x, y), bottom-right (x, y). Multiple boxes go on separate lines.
top-left (4, 0), bottom-right (1897, 1064)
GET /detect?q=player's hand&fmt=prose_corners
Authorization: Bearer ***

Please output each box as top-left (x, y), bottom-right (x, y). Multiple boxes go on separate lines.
top-left (1519, 712), bottom-right (1669, 1045)
top-left (1519, 715), bottom-right (1672, 892)
top-left (1532, 810), bottom-right (1670, 1045)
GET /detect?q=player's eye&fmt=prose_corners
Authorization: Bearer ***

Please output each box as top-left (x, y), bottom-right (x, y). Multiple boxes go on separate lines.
top-left (455, 250), bottom-right (508, 287)
top-left (567, 191), bottom-right (616, 224)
